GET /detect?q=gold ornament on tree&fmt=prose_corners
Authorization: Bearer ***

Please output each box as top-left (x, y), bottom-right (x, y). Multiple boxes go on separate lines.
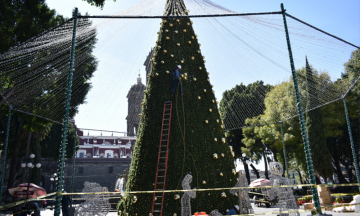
top-left (231, 151), bottom-right (235, 157)
top-left (183, 29), bottom-right (187, 33)
top-left (205, 120), bottom-right (208, 124)
top-left (176, 19), bottom-right (180, 22)
top-left (166, 37), bottom-right (170, 40)
top-left (193, 78), bottom-right (197, 81)
top-left (181, 60), bottom-right (184, 64)
top-left (173, 214), bottom-right (177, 216)
top-left (203, 89), bottom-right (207, 92)
top-left (219, 172), bottom-right (223, 177)
top-left (214, 138), bottom-right (217, 142)
top-left (188, 41), bottom-right (192, 44)
top-left (203, 60), bottom-right (206, 63)
top-left (222, 138), bottom-right (226, 143)
top-left (198, 50), bottom-right (201, 53)
top-left (202, 181), bottom-right (206, 185)
top-left (170, 54), bottom-right (174, 58)
top-left (166, 71), bottom-right (170, 74)
top-left (221, 192), bottom-right (226, 198)
top-left (199, 67), bottom-right (202, 70)
top-left (198, 96), bottom-right (201, 100)
top-left (207, 78), bottom-right (210, 82)
top-left (212, 100), bottom-right (215, 103)
top-left (229, 146), bottom-right (233, 151)
top-left (199, 43), bottom-right (201, 46)
top-left (158, 46), bottom-right (161, 49)
top-left (169, 23), bottom-right (173, 27)
top-left (132, 196), bottom-right (138, 203)
top-left (221, 124), bottom-right (225, 129)
top-left (191, 36), bottom-right (195, 39)
top-left (187, 22), bottom-right (191, 26)
top-left (163, 50), bottom-right (167, 54)
top-left (175, 30), bottom-right (178, 34)
top-left (174, 194), bottom-right (180, 200)
top-left (161, 61), bottom-right (164, 64)
top-left (177, 43), bottom-right (180, 47)
top-left (156, 73), bottom-right (159, 76)
top-left (207, 72), bottom-right (210, 75)
top-left (165, 29), bottom-right (169, 32)
top-left (213, 153), bottom-right (218, 159)
top-left (191, 56), bottom-right (195, 60)
top-left (221, 153), bottom-right (225, 157)
top-left (216, 119), bottom-right (219, 123)
top-left (209, 109), bottom-right (212, 112)
top-left (232, 169), bottom-right (236, 175)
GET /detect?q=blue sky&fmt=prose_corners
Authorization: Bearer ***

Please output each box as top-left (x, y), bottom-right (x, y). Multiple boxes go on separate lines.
top-left (45, 0), bottom-right (360, 169)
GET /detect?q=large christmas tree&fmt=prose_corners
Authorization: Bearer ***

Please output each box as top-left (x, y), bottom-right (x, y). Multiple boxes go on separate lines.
top-left (119, 0), bottom-right (238, 215)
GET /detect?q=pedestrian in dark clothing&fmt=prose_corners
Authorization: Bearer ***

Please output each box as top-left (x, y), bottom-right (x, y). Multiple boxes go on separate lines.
top-left (227, 205), bottom-right (240, 215)
top-left (171, 65), bottom-right (183, 96)
top-left (61, 194), bottom-right (72, 216)
top-left (31, 203), bottom-right (41, 216)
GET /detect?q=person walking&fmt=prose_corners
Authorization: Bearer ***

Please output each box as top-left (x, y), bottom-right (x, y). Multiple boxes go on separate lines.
top-left (226, 205), bottom-right (240, 215)
top-left (61, 193), bottom-right (72, 216)
top-left (171, 65), bottom-right (183, 96)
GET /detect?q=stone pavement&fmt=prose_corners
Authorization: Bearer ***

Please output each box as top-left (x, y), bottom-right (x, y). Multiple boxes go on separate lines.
top-left (2, 204), bottom-right (358, 216)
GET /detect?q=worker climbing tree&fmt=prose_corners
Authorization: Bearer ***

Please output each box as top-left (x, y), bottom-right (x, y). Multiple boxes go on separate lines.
top-left (119, 0), bottom-right (238, 215)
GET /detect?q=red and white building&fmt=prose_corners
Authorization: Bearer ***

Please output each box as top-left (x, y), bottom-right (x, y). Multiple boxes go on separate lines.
top-left (75, 128), bottom-right (135, 159)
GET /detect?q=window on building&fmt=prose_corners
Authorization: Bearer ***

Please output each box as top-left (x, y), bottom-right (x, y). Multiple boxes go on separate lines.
top-left (79, 153), bottom-right (84, 158)
top-left (292, 173), bottom-right (295, 179)
top-left (108, 166), bottom-right (113, 174)
top-left (79, 167), bottom-right (84, 175)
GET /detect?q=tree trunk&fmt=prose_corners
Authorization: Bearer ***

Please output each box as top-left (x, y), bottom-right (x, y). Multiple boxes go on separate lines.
top-left (244, 163), bottom-right (251, 185)
top-left (333, 158), bottom-right (349, 184)
top-left (263, 150), bottom-right (269, 179)
top-left (282, 156), bottom-right (286, 177)
top-left (250, 164), bottom-right (260, 178)
top-left (295, 168), bottom-right (303, 184)
top-left (6, 139), bottom-right (22, 198)
top-left (273, 150), bottom-right (278, 162)
top-left (21, 132), bottom-right (32, 183)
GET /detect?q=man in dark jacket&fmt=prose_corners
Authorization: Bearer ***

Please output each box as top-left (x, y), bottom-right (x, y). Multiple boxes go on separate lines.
top-left (61, 193), bottom-right (72, 216)
top-left (171, 65), bottom-right (183, 96)
top-left (227, 205), bottom-right (240, 215)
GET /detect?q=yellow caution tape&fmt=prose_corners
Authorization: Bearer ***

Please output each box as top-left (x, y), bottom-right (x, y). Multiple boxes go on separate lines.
top-left (0, 192), bottom-right (56, 210)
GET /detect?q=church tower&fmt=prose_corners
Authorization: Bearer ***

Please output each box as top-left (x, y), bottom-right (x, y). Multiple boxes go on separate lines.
top-left (126, 75), bottom-right (146, 136)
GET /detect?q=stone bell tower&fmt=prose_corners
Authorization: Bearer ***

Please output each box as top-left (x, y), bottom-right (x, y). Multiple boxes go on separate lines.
top-left (126, 75), bottom-right (146, 136)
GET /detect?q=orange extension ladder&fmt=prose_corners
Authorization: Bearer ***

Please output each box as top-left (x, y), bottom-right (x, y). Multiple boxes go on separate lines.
top-left (151, 101), bottom-right (173, 216)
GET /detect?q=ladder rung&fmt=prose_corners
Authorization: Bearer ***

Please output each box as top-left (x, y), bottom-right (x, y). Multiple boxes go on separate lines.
top-left (158, 169), bottom-right (165, 171)
top-left (161, 145), bottom-right (167, 147)
top-left (159, 163), bottom-right (165, 165)
top-left (155, 196), bottom-right (163, 198)
top-left (163, 129), bottom-right (169, 130)
top-left (156, 182), bottom-right (164, 184)
top-left (163, 124), bottom-right (169, 125)
top-left (162, 134), bottom-right (168, 136)
top-left (156, 189), bottom-right (164, 191)
top-left (160, 157), bottom-right (166, 158)
top-left (158, 176), bottom-right (164, 177)
top-left (161, 139), bottom-right (168, 141)
top-left (154, 210), bottom-right (161, 212)
top-left (160, 151), bottom-right (167, 153)
top-left (165, 109), bottom-right (171, 110)
top-left (154, 203), bottom-right (162, 205)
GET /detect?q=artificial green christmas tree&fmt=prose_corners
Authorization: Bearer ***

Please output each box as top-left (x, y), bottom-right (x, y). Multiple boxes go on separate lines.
top-left (118, 0), bottom-right (238, 215)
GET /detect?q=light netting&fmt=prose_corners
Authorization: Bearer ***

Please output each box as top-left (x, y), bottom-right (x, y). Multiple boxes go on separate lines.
top-left (0, 18), bottom-right (96, 123)
top-left (0, 0), bottom-right (358, 131)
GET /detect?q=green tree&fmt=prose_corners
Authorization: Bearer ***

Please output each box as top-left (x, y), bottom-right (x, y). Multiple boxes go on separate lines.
top-left (120, 1), bottom-right (237, 215)
top-left (219, 81), bottom-right (272, 181)
top-left (305, 58), bottom-right (333, 182)
top-left (83, 0), bottom-right (116, 8)
top-left (0, 0), bottom-right (65, 54)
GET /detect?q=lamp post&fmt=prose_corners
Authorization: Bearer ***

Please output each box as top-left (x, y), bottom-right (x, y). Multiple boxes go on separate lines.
top-left (238, 153), bottom-right (252, 185)
top-left (20, 153), bottom-right (41, 209)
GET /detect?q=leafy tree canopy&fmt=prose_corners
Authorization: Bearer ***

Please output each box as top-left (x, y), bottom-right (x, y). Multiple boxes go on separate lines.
top-left (83, 0), bottom-right (116, 8)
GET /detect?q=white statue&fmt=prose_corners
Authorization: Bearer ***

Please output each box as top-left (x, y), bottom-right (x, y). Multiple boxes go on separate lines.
top-left (209, 209), bottom-right (222, 216)
top-left (181, 174), bottom-right (196, 216)
top-left (262, 162), bottom-right (299, 216)
top-left (75, 181), bottom-right (110, 216)
top-left (230, 170), bottom-right (254, 214)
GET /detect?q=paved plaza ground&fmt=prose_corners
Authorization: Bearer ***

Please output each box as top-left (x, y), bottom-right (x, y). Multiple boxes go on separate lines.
top-left (1, 203), bottom-right (355, 216)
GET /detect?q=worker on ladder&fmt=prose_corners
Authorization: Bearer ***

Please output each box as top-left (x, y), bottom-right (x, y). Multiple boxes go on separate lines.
top-left (171, 65), bottom-right (183, 97)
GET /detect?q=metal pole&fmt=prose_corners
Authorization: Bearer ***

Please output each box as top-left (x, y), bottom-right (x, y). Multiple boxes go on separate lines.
top-left (343, 98), bottom-right (360, 191)
top-left (280, 3), bottom-right (322, 214)
top-left (280, 122), bottom-right (289, 178)
top-left (54, 8), bottom-right (78, 216)
top-left (0, 108), bottom-right (11, 204)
